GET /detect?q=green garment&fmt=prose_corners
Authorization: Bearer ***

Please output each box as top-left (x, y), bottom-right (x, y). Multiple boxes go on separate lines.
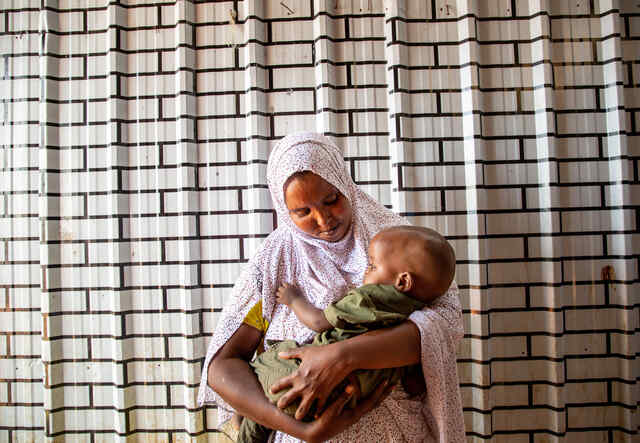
top-left (237, 284), bottom-right (426, 443)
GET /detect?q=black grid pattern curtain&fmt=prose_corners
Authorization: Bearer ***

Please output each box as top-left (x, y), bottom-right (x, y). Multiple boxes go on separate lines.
top-left (1, 0), bottom-right (637, 441)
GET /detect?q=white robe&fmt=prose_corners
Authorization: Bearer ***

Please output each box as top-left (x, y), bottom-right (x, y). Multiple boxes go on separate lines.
top-left (198, 132), bottom-right (466, 442)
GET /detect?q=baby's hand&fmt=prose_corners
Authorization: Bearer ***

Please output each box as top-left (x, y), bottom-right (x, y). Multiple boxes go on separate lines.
top-left (276, 283), bottom-right (300, 306)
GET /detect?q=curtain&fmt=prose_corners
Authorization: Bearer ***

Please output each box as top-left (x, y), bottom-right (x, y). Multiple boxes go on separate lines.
top-left (1, 0), bottom-right (637, 440)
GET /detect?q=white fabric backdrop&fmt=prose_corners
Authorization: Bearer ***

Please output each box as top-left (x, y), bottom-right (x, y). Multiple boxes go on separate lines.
top-left (0, 0), bottom-right (637, 441)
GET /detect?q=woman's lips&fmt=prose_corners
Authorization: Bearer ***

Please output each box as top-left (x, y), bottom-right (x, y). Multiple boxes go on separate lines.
top-left (320, 224), bottom-right (340, 238)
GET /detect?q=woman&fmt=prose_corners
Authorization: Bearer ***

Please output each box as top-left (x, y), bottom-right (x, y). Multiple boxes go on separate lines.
top-left (198, 132), bottom-right (465, 442)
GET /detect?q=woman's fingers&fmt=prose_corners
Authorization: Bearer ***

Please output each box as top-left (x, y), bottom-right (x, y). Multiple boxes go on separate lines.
top-left (269, 348), bottom-right (303, 394)
top-left (303, 389), bottom-right (355, 443)
top-left (277, 348), bottom-right (299, 360)
top-left (334, 388), bottom-right (354, 416)
top-left (275, 385), bottom-right (300, 409)
top-left (269, 373), bottom-right (293, 395)
top-left (293, 395), bottom-right (314, 420)
top-left (319, 387), bottom-right (352, 419)
top-left (271, 344), bottom-right (349, 420)
top-left (273, 377), bottom-right (330, 417)
top-left (315, 395), bottom-right (327, 415)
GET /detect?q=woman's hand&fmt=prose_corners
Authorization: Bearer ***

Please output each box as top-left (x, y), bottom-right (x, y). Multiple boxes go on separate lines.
top-left (271, 322), bottom-right (421, 421)
top-left (302, 380), bottom-right (394, 443)
top-left (270, 343), bottom-right (352, 420)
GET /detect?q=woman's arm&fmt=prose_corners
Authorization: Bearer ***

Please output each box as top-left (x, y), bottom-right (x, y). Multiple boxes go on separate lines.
top-left (337, 320), bottom-right (421, 369)
top-left (208, 323), bottom-right (392, 441)
top-left (272, 284), bottom-right (463, 421)
top-left (271, 321), bottom-right (421, 419)
top-left (208, 323), bottom-right (308, 438)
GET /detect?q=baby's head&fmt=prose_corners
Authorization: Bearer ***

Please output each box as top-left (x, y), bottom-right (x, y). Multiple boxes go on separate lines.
top-left (363, 226), bottom-right (456, 304)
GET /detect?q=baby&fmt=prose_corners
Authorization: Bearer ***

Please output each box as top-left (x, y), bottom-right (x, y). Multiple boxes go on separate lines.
top-left (236, 225), bottom-right (456, 443)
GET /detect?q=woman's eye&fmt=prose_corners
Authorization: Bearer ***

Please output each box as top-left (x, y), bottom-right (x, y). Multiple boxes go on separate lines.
top-left (325, 194), bottom-right (339, 205)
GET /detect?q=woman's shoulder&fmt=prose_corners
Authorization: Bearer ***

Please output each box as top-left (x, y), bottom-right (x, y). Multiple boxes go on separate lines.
top-left (249, 226), bottom-right (294, 268)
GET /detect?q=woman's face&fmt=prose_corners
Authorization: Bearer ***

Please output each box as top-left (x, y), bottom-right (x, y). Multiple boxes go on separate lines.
top-left (284, 172), bottom-right (353, 242)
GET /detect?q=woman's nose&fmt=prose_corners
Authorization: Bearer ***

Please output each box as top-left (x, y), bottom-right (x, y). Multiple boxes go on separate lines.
top-left (313, 208), bottom-right (332, 228)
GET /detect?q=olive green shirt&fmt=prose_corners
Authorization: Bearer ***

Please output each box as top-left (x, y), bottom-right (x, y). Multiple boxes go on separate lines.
top-left (238, 284), bottom-right (425, 443)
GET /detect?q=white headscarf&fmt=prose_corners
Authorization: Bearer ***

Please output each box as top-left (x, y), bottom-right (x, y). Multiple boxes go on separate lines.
top-left (198, 132), bottom-right (408, 406)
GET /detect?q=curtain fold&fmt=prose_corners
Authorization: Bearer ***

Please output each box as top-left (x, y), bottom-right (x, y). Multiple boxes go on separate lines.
top-left (1, 0), bottom-right (637, 441)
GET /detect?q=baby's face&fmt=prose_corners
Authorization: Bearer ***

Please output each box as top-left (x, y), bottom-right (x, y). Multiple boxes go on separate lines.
top-left (363, 226), bottom-right (453, 304)
top-left (362, 234), bottom-right (403, 286)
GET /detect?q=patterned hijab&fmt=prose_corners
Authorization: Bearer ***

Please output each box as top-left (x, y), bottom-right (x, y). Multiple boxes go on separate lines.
top-left (198, 132), bottom-right (408, 405)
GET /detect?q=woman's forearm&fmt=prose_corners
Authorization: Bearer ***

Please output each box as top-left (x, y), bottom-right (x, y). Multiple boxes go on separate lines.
top-left (208, 356), bottom-right (308, 438)
top-left (270, 320), bottom-right (422, 419)
top-left (206, 323), bottom-right (311, 438)
top-left (337, 321), bottom-right (421, 372)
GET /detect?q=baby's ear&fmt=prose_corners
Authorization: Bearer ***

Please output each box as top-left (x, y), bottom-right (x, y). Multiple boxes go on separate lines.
top-left (394, 272), bottom-right (413, 293)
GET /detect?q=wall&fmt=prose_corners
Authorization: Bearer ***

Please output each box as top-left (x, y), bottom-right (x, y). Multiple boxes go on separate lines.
top-left (0, 0), bottom-right (638, 441)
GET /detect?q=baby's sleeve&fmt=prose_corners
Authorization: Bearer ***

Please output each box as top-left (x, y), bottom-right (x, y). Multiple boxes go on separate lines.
top-left (322, 289), bottom-right (374, 331)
